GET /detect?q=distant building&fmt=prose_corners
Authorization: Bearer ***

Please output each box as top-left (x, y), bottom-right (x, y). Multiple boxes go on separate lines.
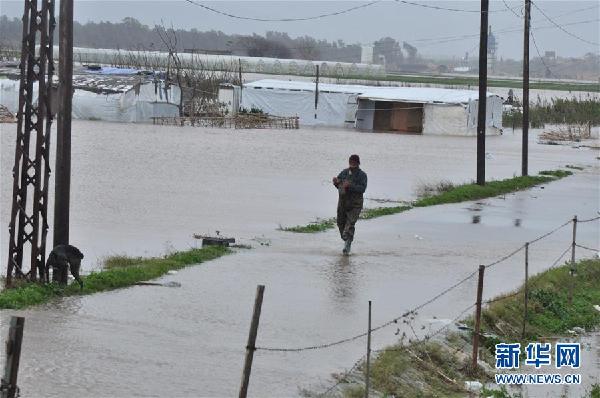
top-left (361, 45), bottom-right (374, 64)
top-left (488, 25), bottom-right (498, 72)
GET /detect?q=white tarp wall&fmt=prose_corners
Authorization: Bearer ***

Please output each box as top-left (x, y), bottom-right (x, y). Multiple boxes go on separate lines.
top-left (0, 78), bottom-right (180, 123)
top-left (423, 100), bottom-right (502, 136)
top-left (241, 88), bottom-right (352, 127)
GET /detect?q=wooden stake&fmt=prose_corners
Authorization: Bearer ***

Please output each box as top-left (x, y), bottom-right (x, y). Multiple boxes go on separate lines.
top-left (239, 285), bottom-right (265, 398)
top-left (1, 317), bottom-right (25, 398)
top-left (365, 300), bottom-right (372, 398)
top-left (521, 242), bottom-right (529, 339)
top-left (471, 265), bottom-right (485, 370)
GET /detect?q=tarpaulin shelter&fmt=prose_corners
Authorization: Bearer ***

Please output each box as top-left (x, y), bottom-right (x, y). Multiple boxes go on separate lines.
top-left (236, 79), bottom-right (503, 135)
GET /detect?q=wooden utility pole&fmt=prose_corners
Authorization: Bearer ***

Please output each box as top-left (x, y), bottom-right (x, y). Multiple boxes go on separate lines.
top-left (476, 0), bottom-right (489, 186)
top-left (522, 0), bottom-right (531, 176)
top-left (239, 285), bottom-right (265, 398)
top-left (521, 242), bottom-right (529, 339)
top-left (365, 301), bottom-right (372, 398)
top-left (314, 64), bottom-right (319, 119)
top-left (471, 265), bottom-right (485, 370)
top-left (54, 0), bottom-right (74, 248)
top-left (238, 58), bottom-right (243, 107)
top-left (1, 317), bottom-right (25, 398)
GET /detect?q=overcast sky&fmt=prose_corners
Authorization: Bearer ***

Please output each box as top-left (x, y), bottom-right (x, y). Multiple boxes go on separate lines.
top-left (1, 1), bottom-right (598, 59)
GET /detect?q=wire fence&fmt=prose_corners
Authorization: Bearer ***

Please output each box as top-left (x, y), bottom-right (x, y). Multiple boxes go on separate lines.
top-left (240, 214), bottom-right (599, 397)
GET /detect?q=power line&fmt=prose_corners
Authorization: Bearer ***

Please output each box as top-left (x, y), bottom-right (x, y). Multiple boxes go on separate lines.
top-left (532, 1), bottom-right (599, 46)
top-left (394, 0), bottom-right (522, 14)
top-left (181, 0), bottom-right (383, 22)
top-left (530, 28), bottom-right (556, 78)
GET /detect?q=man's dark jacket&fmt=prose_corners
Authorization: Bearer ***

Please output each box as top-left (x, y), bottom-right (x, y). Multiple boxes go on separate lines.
top-left (336, 168), bottom-right (368, 209)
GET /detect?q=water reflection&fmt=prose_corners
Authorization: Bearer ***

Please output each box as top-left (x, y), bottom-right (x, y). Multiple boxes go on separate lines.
top-left (327, 255), bottom-right (356, 307)
top-left (472, 215), bottom-right (481, 224)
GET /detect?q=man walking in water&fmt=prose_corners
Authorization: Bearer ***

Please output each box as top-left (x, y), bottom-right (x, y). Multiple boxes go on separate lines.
top-left (332, 154), bottom-right (367, 255)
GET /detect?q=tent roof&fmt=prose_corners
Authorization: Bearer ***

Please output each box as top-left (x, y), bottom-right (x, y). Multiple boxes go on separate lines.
top-left (244, 79), bottom-right (500, 104)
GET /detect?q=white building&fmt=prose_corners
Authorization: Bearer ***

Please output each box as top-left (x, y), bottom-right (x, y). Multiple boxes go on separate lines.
top-left (226, 79), bottom-right (503, 135)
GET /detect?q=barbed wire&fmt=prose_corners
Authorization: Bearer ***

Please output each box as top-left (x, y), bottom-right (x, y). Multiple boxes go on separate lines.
top-left (257, 216), bottom-right (590, 353)
top-left (484, 244), bottom-right (526, 269)
top-left (485, 290), bottom-right (521, 305)
top-left (372, 302), bottom-right (476, 353)
top-left (549, 244), bottom-right (573, 269)
top-left (317, 354), bottom-right (366, 397)
top-left (578, 216), bottom-right (600, 223)
top-left (575, 243), bottom-right (599, 253)
top-left (256, 269), bottom-right (478, 352)
top-left (528, 219), bottom-right (572, 245)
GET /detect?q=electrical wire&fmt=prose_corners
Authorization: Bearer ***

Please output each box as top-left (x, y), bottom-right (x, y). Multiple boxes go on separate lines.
top-left (182, 0), bottom-right (382, 22)
top-left (532, 1), bottom-right (599, 46)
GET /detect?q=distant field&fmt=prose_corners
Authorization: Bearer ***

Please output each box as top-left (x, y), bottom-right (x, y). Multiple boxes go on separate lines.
top-left (366, 73), bottom-right (600, 92)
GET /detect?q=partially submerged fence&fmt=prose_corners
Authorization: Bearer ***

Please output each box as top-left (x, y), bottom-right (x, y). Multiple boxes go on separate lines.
top-left (151, 115), bottom-right (299, 130)
top-left (238, 214), bottom-right (600, 397)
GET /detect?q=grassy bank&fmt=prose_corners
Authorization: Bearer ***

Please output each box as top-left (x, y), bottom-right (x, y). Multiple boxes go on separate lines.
top-left (0, 246), bottom-right (230, 310)
top-left (283, 172), bottom-right (567, 233)
top-left (323, 258), bottom-right (600, 398)
top-left (280, 205), bottom-right (411, 233)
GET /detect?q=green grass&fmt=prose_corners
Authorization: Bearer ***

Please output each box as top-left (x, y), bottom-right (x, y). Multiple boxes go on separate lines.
top-left (565, 164), bottom-right (584, 171)
top-left (481, 258), bottom-right (600, 342)
top-left (283, 171), bottom-right (568, 233)
top-left (280, 206), bottom-right (412, 233)
top-left (413, 175), bottom-right (557, 207)
top-left (539, 169), bottom-right (573, 178)
top-left (0, 246), bottom-right (230, 309)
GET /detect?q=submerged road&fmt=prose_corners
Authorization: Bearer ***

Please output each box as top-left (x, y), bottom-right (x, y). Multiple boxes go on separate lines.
top-left (0, 121), bottom-right (598, 397)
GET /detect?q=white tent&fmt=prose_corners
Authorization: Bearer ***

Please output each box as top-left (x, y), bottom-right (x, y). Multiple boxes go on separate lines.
top-left (239, 79), bottom-right (503, 135)
top-left (0, 78), bottom-right (180, 123)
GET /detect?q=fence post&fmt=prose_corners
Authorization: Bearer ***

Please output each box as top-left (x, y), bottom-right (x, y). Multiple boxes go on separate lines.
top-left (521, 242), bottom-right (529, 339)
top-left (471, 265), bottom-right (485, 371)
top-left (1, 316), bottom-right (25, 398)
top-left (365, 301), bottom-right (372, 398)
top-left (239, 285), bottom-right (265, 398)
top-left (571, 215), bottom-right (577, 272)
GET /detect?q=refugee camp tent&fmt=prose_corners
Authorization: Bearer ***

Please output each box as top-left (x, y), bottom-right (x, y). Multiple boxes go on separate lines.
top-left (0, 77), bottom-right (180, 123)
top-left (237, 79), bottom-right (503, 135)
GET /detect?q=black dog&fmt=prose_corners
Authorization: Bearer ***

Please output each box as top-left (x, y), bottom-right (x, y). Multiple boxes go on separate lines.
top-left (46, 244), bottom-right (84, 288)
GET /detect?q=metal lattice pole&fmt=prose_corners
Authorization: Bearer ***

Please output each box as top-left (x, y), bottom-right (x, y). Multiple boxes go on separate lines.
top-left (6, 0), bottom-right (55, 286)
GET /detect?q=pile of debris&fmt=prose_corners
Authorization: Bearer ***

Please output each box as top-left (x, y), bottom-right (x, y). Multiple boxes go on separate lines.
top-left (0, 105), bottom-right (16, 123)
top-left (538, 124), bottom-right (591, 144)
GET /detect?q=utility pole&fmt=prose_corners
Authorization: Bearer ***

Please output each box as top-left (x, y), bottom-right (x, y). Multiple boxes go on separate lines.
top-left (476, 0), bottom-right (489, 186)
top-left (54, 0), bottom-right (74, 248)
top-left (522, 0), bottom-right (531, 176)
top-left (238, 58), bottom-right (243, 109)
top-left (314, 64), bottom-right (319, 120)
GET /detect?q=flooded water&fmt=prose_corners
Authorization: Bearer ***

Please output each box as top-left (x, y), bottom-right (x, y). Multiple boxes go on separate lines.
top-left (0, 120), bottom-right (599, 397)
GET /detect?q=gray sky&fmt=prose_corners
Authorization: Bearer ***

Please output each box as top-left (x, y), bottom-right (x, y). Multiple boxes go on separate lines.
top-left (1, 1), bottom-right (598, 59)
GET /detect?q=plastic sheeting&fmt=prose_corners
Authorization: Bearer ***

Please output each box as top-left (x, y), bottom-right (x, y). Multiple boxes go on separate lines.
top-left (0, 78), bottom-right (180, 123)
top-left (241, 88), bottom-right (352, 127)
top-left (241, 79), bottom-right (503, 133)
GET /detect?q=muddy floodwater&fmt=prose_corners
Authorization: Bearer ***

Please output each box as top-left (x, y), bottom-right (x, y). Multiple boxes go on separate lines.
top-left (0, 121), bottom-right (599, 397)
